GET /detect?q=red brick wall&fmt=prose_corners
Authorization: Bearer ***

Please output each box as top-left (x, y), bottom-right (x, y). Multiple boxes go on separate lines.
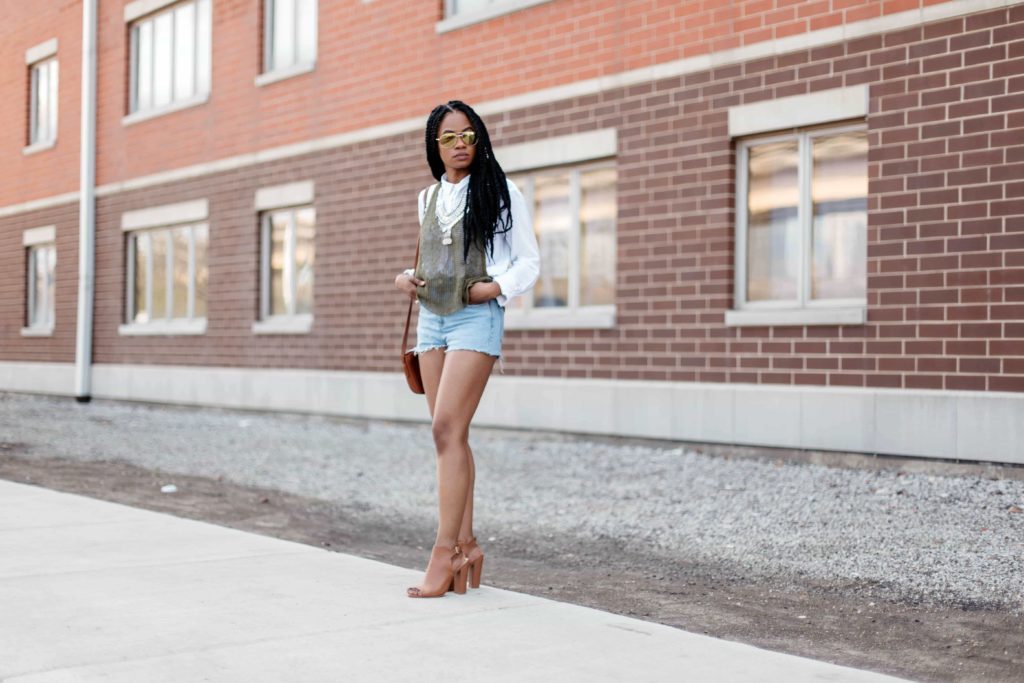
top-left (1, 3), bottom-right (1022, 395)
top-left (83, 5), bottom-right (1024, 392)
top-left (0, 0), bottom-right (974, 206)
top-left (0, 2), bottom-right (82, 207)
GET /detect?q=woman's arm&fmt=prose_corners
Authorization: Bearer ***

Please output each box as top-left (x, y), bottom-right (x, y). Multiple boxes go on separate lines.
top-left (395, 186), bottom-right (430, 296)
top-left (491, 179), bottom-right (540, 307)
top-left (400, 186), bottom-right (432, 278)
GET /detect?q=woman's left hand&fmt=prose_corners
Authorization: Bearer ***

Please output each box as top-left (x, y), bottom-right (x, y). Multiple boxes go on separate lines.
top-left (468, 282), bottom-right (501, 304)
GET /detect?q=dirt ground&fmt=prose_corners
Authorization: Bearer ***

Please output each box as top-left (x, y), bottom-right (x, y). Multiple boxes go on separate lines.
top-left (2, 448), bottom-right (1021, 683)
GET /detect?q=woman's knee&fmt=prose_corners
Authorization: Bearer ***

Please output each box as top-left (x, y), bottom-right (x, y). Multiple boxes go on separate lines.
top-left (432, 415), bottom-right (468, 452)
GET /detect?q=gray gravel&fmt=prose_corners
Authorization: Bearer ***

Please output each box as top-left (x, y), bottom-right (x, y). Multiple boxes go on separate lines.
top-left (2, 391), bottom-right (1022, 612)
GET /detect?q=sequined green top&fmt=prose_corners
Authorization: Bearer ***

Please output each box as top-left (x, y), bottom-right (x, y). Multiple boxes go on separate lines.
top-left (414, 182), bottom-right (493, 316)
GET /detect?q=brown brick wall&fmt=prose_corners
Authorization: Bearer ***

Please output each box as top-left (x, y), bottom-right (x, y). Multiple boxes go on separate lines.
top-left (90, 141), bottom-right (432, 370)
top-left (2, 5), bottom-right (1022, 394)
top-left (491, 5), bottom-right (1023, 391)
top-left (0, 201), bottom-right (80, 363)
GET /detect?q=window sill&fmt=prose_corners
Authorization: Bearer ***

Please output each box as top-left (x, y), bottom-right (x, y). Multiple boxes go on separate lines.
top-left (255, 61), bottom-right (316, 87)
top-left (124, 0), bottom-right (183, 22)
top-left (21, 325), bottom-right (54, 337)
top-left (252, 314), bottom-right (313, 335)
top-left (436, 0), bottom-right (555, 33)
top-left (504, 306), bottom-right (615, 330)
top-left (23, 140), bottom-right (57, 156)
top-left (724, 307), bottom-right (866, 327)
top-left (118, 319), bottom-right (207, 336)
top-left (122, 93), bottom-right (210, 127)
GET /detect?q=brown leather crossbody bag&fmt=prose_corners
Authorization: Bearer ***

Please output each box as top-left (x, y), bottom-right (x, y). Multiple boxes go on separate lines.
top-left (401, 236), bottom-right (425, 395)
top-left (402, 186), bottom-right (436, 395)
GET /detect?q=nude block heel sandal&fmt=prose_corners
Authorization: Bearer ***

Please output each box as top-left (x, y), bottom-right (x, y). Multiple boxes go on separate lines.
top-left (407, 544), bottom-right (470, 598)
top-left (458, 535), bottom-right (485, 589)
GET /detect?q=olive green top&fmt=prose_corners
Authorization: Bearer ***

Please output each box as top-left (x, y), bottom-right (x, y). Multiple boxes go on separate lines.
top-left (414, 182), bottom-right (492, 316)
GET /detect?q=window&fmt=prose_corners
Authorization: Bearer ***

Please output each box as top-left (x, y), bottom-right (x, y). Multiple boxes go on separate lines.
top-left (730, 124), bottom-right (867, 326)
top-left (441, 0), bottom-right (554, 24)
top-left (125, 223), bottom-right (208, 331)
top-left (263, 0), bottom-right (317, 75)
top-left (29, 57), bottom-right (58, 147)
top-left (448, 0), bottom-right (492, 13)
top-left (508, 162), bottom-right (616, 327)
top-left (257, 206), bottom-right (315, 332)
top-left (23, 236), bottom-right (56, 337)
top-left (726, 87), bottom-right (869, 326)
top-left (128, 0), bottom-right (211, 117)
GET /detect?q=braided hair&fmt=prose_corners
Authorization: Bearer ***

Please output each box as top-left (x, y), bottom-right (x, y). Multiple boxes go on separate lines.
top-left (424, 100), bottom-right (512, 262)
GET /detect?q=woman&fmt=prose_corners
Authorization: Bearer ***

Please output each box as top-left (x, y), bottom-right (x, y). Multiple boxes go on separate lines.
top-left (394, 100), bottom-right (540, 598)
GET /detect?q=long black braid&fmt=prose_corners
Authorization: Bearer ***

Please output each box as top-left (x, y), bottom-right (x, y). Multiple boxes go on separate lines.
top-left (424, 100), bottom-right (512, 262)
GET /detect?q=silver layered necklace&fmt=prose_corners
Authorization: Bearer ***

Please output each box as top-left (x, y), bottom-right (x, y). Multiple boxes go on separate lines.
top-left (436, 178), bottom-right (467, 246)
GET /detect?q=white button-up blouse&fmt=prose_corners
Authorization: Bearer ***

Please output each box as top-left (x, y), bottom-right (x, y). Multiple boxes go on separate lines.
top-left (405, 172), bottom-right (540, 308)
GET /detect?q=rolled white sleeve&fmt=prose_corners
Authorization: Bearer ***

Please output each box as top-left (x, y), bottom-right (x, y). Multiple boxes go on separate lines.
top-left (492, 180), bottom-right (540, 307)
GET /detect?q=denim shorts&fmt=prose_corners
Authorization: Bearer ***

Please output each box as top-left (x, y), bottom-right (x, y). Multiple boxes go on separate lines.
top-left (411, 299), bottom-right (505, 362)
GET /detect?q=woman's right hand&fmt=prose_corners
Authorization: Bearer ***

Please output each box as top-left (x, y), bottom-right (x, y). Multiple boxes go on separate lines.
top-left (395, 273), bottom-right (425, 300)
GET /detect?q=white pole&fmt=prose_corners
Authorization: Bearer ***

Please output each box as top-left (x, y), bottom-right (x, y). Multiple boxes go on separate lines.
top-left (74, 0), bottom-right (98, 401)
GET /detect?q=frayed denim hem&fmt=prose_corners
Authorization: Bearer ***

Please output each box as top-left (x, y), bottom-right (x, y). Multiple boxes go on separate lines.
top-left (408, 345), bottom-right (505, 374)
top-left (410, 345), bottom-right (446, 357)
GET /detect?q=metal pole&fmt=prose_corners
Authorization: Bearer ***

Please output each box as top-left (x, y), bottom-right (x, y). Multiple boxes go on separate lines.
top-left (74, 0), bottom-right (98, 402)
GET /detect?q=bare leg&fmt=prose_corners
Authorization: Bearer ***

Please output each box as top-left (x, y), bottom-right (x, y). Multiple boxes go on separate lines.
top-left (459, 445), bottom-right (475, 542)
top-left (422, 348), bottom-right (477, 547)
top-left (407, 349), bottom-right (449, 596)
top-left (408, 349), bottom-right (493, 595)
top-left (430, 350), bottom-right (495, 547)
top-left (419, 348), bottom-right (445, 418)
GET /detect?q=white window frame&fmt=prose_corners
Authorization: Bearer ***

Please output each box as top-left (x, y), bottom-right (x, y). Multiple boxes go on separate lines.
top-left (506, 160), bottom-right (617, 331)
top-left (728, 122), bottom-right (868, 327)
top-left (438, 0), bottom-right (555, 33)
top-left (119, 199), bottom-right (209, 336)
top-left (124, 0), bottom-right (212, 126)
top-left (495, 129), bottom-right (617, 330)
top-left (22, 226), bottom-right (57, 337)
top-left (253, 182), bottom-right (315, 334)
top-left (256, 0), bottom-right (318, 87)
top-left (25, 38), bottom-right (59, 154)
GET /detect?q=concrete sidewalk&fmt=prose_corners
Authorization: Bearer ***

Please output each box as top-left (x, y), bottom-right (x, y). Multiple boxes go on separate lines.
top-left (0, 479), bottom-right (911, 682)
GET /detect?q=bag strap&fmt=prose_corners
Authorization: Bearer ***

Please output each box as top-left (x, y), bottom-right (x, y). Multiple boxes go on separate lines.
top-left (401, 236), bottom-right (421, 354)
top-left (402, 183), bottom-right (440, 353)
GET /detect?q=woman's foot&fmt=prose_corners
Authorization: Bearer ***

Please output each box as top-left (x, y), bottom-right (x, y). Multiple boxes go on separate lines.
top-left (458, 535), bottom-right (485, 589)
top-left (406, 544), bottom-right (469, 598)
